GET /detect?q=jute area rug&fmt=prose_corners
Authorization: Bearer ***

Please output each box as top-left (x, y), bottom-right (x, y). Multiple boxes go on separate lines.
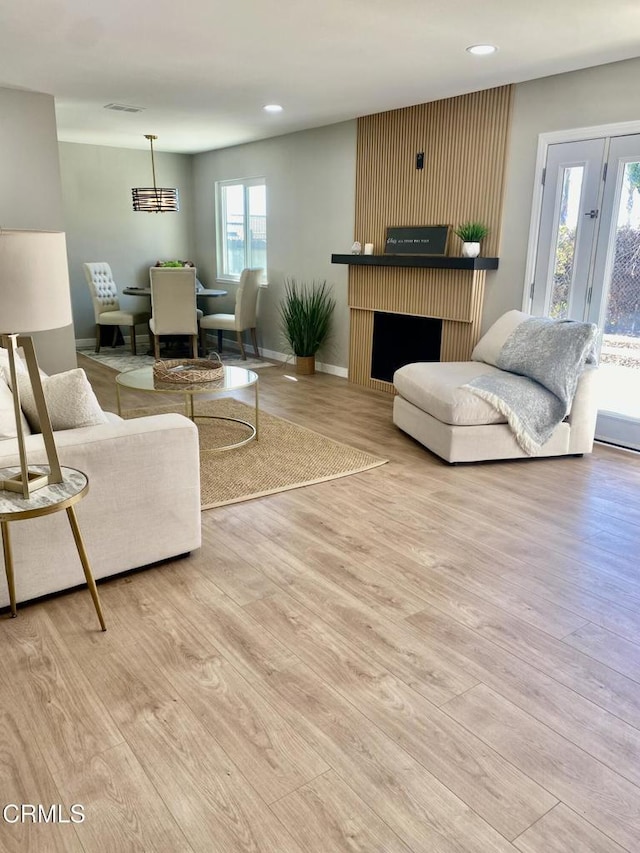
top-left (126, 399), bottom-right (388, 509)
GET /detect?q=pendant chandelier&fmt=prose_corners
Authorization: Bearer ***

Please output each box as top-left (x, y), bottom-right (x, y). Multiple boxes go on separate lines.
top-left (132, 134), bottom-right (179, 212)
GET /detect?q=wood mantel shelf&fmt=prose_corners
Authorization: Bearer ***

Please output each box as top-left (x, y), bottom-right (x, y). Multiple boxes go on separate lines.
top-left (332, 254), bottom-right (499, 270)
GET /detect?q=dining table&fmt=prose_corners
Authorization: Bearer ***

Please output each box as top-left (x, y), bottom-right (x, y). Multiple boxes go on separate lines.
top-left (122, 286), bottom-right (229, 357)
top-left (122, 286), bottom-right (228, 299)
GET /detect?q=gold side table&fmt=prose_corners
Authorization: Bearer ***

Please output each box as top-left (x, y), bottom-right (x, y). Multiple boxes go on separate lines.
top-left (0, 466), bottom-right (106, 631)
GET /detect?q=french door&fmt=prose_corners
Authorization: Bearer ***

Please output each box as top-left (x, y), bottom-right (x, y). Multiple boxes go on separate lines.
top-left (530, 134), bottom-right (640, 450)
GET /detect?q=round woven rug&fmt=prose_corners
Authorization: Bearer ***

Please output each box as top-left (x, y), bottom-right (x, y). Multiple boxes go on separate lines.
top-left (126, 398), bottom-right (387, 509)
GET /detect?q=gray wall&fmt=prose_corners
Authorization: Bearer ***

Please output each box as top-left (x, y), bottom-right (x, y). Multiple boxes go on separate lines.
top-left (192, 59), bottom-right (640, 359)
top-left (490, 56), bottom-right (640, 330)
top-left (193, 121), bottom-right (357, 370)
top-left (59, 142), bottom-right (194, 340)
top-left (57, 57), bottom-right (640, 356)
top-left (0, 87), bottom-right (76, 373)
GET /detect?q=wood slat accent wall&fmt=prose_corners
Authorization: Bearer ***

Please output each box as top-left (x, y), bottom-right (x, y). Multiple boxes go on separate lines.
top-left (349, 269), bottom-right (485, 323)
top-left (349, 85), bottom-right (513, 390)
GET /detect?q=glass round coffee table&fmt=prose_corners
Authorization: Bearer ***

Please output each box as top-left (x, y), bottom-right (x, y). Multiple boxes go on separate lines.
top-left (115, 364), bottom-right (259, 450)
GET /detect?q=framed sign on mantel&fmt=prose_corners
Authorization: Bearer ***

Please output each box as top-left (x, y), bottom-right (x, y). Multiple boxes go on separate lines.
top-left (384, 225), bottom-right (449, 256)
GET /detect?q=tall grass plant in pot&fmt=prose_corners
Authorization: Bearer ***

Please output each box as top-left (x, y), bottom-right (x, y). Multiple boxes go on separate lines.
top-left (279, 278), bottom-right (335, 375)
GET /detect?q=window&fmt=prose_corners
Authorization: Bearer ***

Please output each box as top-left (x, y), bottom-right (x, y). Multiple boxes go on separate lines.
top-left (215, 178), bottom-right (267, 281)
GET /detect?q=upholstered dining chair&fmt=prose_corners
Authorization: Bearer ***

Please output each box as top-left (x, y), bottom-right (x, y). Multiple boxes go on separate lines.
top-left (149, 266), bottom-right (199, 359)
top-left (199, 267), bottom-right (264, 359)
top-left (83, 262), bottom-right (151, 355)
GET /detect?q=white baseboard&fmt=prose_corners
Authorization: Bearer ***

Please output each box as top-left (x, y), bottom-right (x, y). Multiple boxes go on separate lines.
top-left (315, 360), bottom-right (349, 379)
top-left (76, 338), bottom-right (96, 349)
top-left (76, 335), bottom-right (150, 349)
top-left (260, 345), bottom-right (348, 379)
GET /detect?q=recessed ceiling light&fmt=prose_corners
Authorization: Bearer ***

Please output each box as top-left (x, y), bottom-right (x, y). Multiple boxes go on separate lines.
top-left (263, 104), bottom-right (283, 113)
top-left (466, 44), bottom-right (498, 56)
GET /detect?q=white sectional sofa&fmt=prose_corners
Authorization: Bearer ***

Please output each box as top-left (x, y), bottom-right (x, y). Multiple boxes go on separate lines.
top-left (393, 310), bottom-right (599, 464)
top-left (393, 361), bottom-right (598, 463)
top-left (0, 368), bottom-right (201, 608)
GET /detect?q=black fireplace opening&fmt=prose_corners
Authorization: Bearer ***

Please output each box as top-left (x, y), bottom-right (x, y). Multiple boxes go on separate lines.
top-left (371, 312), bottom-right (442, 383)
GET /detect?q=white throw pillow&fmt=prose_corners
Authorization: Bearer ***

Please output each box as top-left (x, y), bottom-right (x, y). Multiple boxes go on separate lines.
top-left (0, 375), bottom-right (32, 439)
top-left (0, 345), bottom-right (49, 386)
top-left (0, 345), bottom-right (28, 386)
top-left (0, 347), bottom-right (13, 379)
top-left (17, 368), bottom-right (108, 432)
top-left (471, 310), bottom-right (530, 366)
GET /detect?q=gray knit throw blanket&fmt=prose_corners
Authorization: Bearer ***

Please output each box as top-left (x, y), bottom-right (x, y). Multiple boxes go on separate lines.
top-left (464, 318), bottom-right (598, 454)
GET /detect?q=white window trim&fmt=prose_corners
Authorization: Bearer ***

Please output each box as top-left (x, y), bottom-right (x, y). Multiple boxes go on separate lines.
top-left (215, 176), bottom-right (267, 283)
top-left (523, 119), bottom-right (640, 313)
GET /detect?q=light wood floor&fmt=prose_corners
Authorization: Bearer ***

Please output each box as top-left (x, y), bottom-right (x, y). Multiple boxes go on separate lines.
top-left (1, 354), bottom-right (639, 852)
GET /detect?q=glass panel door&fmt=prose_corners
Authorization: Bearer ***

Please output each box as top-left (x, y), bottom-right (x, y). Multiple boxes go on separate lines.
top-left (588, 135), bottom-right (640, 449)
top-left (548, 165), bottom-right (585, 319)
top-left (531, 139), bottom-right (606, 318)
top-left (530, 135), bottom-right (640, 450)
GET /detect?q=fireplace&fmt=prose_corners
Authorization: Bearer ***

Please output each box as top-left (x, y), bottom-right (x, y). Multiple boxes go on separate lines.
top-left (346, 265), bottom-right (488, 392)
top-left (371, 312), bottom-right (442, 383)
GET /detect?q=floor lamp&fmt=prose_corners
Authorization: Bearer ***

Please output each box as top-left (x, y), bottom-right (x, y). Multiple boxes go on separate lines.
top-left (0, 229), bottom-right (73, 498)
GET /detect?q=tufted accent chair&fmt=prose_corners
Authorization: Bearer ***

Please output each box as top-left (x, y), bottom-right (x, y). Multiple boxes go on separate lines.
top-left (84, 262), bottom-right (151, 355)
top-left (199, 267), bottom-right (263, 359)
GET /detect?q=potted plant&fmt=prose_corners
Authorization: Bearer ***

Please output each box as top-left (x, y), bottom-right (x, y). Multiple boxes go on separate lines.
top-left (453, 222), bottom-right (489, 258)
top-left (155, 259), bottom-right (195, 268)
top-left (279, 278), bottom-right (336, 375)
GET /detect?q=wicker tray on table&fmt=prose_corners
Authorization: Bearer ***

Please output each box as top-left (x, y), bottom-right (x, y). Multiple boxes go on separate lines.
top-left (152, 356), bottom-right (224, 384)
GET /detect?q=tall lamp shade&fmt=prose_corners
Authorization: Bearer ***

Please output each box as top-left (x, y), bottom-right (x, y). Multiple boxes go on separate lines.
top-left (0, 229), bottom-right (73, 497)
top-left (0, 230), bottom-right (72, 331)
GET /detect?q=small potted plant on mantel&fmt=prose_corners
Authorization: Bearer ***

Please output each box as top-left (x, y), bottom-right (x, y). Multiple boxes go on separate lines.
top-left (453, 222), bottom-right (489, 258)
top-left (279, 278), bottom-right (336, 375)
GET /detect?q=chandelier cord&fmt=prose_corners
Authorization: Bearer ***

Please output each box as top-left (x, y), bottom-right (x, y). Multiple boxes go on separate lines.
top-left (145, 134), bottom-right (158, 192)
top-left (150, 138), bottom-right (156, 189)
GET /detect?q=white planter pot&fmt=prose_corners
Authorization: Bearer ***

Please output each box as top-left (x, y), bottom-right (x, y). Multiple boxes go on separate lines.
top-left (461, 242), bottom-right (480, 258)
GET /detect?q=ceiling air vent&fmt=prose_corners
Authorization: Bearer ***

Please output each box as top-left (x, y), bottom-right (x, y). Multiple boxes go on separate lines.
top-left (103, 103), bottom-right (144, 113)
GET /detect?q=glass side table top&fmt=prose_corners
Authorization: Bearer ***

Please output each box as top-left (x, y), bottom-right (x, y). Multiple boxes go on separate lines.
top-left (115, 364), bottom-right (258, 395)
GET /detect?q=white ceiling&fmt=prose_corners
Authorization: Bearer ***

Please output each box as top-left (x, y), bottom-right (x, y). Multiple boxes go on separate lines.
top-left (1, 0), bottom-right (640, 154)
